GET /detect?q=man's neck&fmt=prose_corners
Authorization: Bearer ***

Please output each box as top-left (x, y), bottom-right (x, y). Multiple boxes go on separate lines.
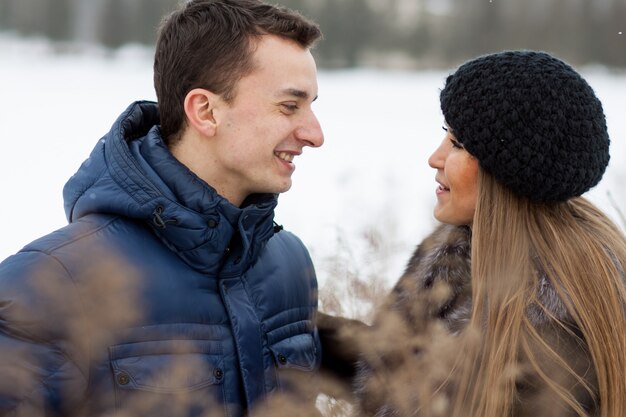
top-left (169, 130), bottom-right (246, 207)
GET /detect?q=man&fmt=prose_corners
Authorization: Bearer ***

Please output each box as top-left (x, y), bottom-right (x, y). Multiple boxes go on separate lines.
top-left (0, 1), bottom-right (324, 416)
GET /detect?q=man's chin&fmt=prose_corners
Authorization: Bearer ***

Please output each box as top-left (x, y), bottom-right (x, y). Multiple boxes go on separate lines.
top-left (254, 181), bottom-right (292, 196)
top-left (274, 180), bottom-right (293, 194)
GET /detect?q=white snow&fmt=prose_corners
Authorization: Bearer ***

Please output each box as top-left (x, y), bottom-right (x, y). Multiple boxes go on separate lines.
top-left (1, 35), bottom-right (625, 287)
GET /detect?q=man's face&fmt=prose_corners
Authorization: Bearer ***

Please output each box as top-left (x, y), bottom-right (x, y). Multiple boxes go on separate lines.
top-left (210, 34), bottom-right (324, 205)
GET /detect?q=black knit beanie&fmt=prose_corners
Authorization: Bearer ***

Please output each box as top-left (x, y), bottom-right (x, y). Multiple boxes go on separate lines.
top-left (440, 50), bottom-right (610, 203)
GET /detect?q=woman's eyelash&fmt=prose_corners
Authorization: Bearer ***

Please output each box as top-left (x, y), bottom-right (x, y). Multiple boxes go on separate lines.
top-left (442, 125), bottom-right (462, 148)
top-left (450, 138), bottom-right (463, 149)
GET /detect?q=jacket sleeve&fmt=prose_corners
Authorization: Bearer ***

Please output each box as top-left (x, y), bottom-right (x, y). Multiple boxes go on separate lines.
top-left (316, 311), bottom-right (368, 399)
top-left (0, 251), bottom-right (87, 417)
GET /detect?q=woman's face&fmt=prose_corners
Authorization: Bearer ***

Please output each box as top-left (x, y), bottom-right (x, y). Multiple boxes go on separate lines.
top-left (428, 127), bottom-right (479, 226)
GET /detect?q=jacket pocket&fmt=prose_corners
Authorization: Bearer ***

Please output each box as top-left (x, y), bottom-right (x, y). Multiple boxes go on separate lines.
top-left (109, 339), bottom-right (226, 416)
top-left (268, 329), bottom-right (321, 404)
top-left (269, 333), bottom-right (319, 372)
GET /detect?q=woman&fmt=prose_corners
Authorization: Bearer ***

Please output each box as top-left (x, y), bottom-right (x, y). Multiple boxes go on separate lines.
top-left (318, 51), bottom-right (626, 417)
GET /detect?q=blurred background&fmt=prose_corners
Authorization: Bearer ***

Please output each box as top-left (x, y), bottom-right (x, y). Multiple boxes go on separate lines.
top-left (1, 6), bottom-right (624, 416)
top-left (1, 1), bottom-right (625, 317)
top-left (1, 0), bottom-right (625, 70)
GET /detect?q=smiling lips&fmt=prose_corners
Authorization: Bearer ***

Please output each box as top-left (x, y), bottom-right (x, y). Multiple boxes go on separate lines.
top-left (436, 178), bottom-right (450, 193)
top-left (275, 151), bottom-right (295, 163)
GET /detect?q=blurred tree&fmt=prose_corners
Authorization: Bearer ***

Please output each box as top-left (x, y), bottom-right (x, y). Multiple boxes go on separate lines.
top-left (134, 0), bottom-right (179, 45)
top-left (276, 0), bottom-right (311, 14)
top-left (404, 0), bottom-right (431, 63)
top-left (606, 0), bottom-right (626, 67)
top-left (73, 0), bottom-right (107, 44)
top-left (363, 0), bottom-right (416, 67)
top-left (300, 0), bottom-right (377, 67)
top-left (440, 0), bottom-right (506, 63)
top-left (98, 0), bottom-right (135, 48)
top-left (0, 1), bottom-right (8, 29)
top-left (0, 0), bottom-right (71, 40)
top-left (0, 0), bottom-right (624, 69)
top-left (46, 0), bottom-right (73, 40)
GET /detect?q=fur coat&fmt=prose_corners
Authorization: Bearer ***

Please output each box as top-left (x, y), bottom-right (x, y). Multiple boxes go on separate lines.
top-left (317, 224), bottom-right (598, 417)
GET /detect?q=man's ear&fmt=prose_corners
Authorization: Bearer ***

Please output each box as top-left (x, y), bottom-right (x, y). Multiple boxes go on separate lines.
top-left (183, 88), bottom-right (220, 137)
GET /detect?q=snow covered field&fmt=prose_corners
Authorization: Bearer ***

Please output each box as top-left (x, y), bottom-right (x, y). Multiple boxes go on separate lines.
top-left (1, 35), bottom-right (625, 289)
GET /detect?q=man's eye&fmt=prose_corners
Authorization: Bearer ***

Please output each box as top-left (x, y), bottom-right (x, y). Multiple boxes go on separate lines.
top-left (281, 103), bottom-right (298, 113)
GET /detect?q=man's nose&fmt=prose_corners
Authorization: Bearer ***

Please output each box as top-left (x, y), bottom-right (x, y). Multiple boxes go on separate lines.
top-left (296, 112), bottom-right (324, 148)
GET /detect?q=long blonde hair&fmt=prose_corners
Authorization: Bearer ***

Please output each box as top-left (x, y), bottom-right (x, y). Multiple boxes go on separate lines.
top-left (451, 169), bottom-right (626, 417)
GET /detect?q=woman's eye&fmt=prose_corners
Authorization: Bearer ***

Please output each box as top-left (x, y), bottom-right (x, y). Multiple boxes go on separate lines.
top-left (442, 125), bottom-right (448, 132)
top-left (450, 138), bottom-right (463, 149)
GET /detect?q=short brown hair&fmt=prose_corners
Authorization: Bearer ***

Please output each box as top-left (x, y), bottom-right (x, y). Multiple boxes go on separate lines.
top-left (153, 0), bottom-right (322, 146)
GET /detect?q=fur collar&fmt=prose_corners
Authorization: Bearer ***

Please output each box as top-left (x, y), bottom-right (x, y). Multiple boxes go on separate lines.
top-left (385, 223), bottom-right (572, 332)
top-left (351, 223), bottom-right (596, 417)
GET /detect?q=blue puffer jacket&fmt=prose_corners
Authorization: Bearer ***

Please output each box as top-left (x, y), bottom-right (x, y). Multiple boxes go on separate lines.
top-left (0, 101), bottom-right (321, 417)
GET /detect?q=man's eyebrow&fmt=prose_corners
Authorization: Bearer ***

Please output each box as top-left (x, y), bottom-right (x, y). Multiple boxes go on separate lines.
top-left (279, 88), bottom-right (318, 102)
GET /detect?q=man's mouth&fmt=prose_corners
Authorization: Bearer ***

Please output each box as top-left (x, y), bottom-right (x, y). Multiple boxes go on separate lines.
top-left (275, 152), bottom-right (294, 162)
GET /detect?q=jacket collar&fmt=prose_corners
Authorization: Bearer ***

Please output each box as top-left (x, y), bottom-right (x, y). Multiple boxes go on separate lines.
top-left (68, 101), bottom-right (278, 275)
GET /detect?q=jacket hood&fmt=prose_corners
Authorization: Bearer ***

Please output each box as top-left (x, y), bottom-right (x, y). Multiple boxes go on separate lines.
top-left (63, 101), bottom-right (278, 274)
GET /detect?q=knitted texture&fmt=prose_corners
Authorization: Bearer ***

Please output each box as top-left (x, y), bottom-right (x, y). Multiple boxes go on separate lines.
top-left (440, 51), bottom-right (610, 202)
